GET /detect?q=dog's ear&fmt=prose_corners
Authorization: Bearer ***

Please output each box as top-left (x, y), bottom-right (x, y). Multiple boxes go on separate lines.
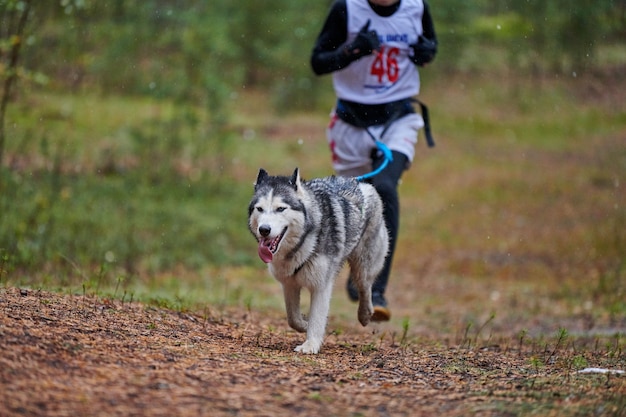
top-left (255, 168), bottom-right (269, 189)
top-left (289, 168), bottom-right (301, 191)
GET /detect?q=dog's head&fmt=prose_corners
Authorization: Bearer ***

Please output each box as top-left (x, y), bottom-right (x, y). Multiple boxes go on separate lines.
top-left (248, 168), bottom-right (306, 263)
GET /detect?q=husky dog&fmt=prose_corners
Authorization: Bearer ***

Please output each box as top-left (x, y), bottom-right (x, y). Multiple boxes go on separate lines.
top-left (248, 168), bottom-right (389, 354)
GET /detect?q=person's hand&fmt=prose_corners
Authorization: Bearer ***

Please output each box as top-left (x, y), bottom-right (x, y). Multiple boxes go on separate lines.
top-left (410, 35), bottom-right (437, 66)
top-left (345, 20), bottom-right (380, 60)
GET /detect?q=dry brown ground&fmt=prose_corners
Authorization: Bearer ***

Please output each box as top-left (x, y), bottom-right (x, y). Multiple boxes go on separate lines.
top-left (1, 286), bottom-right (624, 417)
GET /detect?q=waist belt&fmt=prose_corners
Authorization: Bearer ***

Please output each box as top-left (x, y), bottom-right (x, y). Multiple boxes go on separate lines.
top-left (336, 98), bottom-right (435, 147)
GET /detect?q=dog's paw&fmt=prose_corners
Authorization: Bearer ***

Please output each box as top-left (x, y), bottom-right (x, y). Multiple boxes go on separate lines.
top-left (294, 339), bottom-right (321, 354)
top-left (287, 317), bottom-right (308, 333)
top-left (357, 301), bottom-right (373, 327)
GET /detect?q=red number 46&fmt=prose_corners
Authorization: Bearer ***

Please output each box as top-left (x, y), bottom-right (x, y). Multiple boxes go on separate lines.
top-left (370, 46), bottom-right (400, 83)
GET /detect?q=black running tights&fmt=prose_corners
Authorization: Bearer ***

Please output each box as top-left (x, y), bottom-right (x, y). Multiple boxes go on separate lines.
top-left (367, 150), bottom-right (408, 295)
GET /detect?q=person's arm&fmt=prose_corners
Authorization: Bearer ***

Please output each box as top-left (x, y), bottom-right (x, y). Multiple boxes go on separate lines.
top-left (311, 1), bottom-right (351, 75)
top-left (310, 1), bottom-right (380, 75)
top-left (410, 1), bottom-right (437, 66)
top-left (421, 1), bottom-right (437, 42)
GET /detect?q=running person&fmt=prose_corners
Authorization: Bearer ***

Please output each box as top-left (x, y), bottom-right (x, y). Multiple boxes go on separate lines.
top-left (311, 0), bottom-right (437, 321)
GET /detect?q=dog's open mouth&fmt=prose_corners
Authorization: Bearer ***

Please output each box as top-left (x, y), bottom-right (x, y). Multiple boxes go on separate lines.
top-left (258, 227), bottom-right (287, 263)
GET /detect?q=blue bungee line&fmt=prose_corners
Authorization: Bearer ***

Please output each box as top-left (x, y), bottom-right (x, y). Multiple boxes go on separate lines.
top-left (355, 128), bottom-right (393, 182)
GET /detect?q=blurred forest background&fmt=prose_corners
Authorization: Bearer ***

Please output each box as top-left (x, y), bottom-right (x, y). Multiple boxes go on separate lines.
top-left (2, 0), bottom-right (624, 111)
top-left (0, 0), bottom-right (625, 308)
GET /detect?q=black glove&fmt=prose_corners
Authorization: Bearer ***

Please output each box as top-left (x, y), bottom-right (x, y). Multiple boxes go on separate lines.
top-left (410, 35), bottom-right (437, 66)
top-left (344, 20), bottom-right (380, 60)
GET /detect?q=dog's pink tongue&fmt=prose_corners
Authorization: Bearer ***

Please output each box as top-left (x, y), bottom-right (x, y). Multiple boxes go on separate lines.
top-left (258, 241), bottom-right (273, 263)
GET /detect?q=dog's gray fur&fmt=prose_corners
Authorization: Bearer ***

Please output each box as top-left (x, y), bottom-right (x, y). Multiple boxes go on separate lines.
top-left (248, 168), bottom-right (389, 353)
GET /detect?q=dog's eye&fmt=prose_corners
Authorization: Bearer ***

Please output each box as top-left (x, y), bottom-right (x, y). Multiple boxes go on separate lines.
top-left (256, 207), bottom-right (264, 213)
top-left (276, 207), bottom-right (287, 213)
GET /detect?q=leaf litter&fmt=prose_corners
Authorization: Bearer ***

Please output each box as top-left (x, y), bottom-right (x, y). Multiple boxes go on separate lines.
top-left (1, 287), bottom-right (624, 417)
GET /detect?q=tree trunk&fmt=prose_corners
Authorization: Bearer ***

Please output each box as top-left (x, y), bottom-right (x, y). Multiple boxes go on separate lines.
top-left (0, 0), bottom-right (32, 167)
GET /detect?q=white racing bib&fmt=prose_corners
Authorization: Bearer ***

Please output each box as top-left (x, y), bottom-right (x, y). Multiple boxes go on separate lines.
top-left (333, 0), bottom-right (425, 104)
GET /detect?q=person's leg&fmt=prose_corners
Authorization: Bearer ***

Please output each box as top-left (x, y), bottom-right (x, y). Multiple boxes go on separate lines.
top-left (345, 150), bottom-right (407, 318)
top-left (367, 151), bottom-right (407, 321)
top-left (364, 114), bottom-right (421, 313)
top-left (369, 150), bottom-right (407, 300)
top-left (336, 114), bottom-right (418, 319)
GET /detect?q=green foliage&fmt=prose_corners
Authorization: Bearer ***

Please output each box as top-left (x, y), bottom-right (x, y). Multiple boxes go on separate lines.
top-left (0, 164), bottom-right (254, 277)
top-left (6, 0), bottom-right (623, 110)
top-left (433, 0), bottom-right (623, 73)
top-left (15, 0), bottom-right (331, 114)
top-left (0, 93), bottom-right (261, 288)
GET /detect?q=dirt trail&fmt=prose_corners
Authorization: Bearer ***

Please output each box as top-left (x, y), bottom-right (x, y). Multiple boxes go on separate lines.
top-left (1, 287), bottom-right (625, 417)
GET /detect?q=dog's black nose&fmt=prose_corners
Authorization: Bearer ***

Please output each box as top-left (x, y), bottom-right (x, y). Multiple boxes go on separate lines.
top-left (259, 224), bottom-right (271, 237)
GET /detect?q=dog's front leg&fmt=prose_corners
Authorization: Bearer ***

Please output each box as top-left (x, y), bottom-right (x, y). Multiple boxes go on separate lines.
top-left (294, 283), bottom-right (333, 354)
top-left (282, 282), bottom-right (307, 333)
